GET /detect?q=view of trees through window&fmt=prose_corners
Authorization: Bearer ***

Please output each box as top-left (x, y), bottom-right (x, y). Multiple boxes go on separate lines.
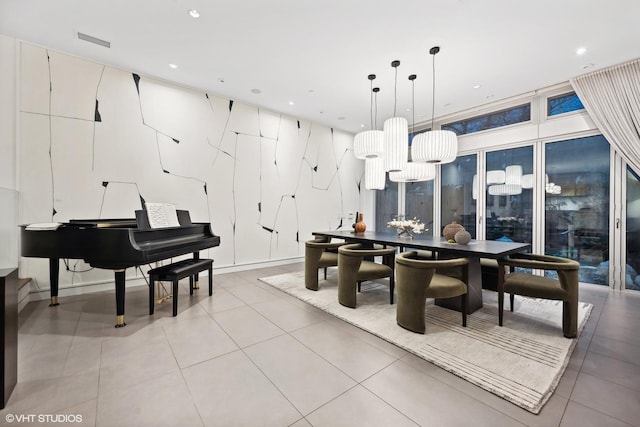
top-left (442, 104), bottom-right (531, 136)
top-left (547, 92), bottom-right (585, 116)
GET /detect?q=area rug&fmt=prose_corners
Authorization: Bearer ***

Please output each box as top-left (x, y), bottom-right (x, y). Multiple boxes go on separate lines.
top-left (258, 271), bottom-right (592, 414)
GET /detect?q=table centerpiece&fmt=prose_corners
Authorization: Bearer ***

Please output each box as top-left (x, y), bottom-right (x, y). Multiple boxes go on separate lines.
top-left (387, 216), bottom-right (426, 238)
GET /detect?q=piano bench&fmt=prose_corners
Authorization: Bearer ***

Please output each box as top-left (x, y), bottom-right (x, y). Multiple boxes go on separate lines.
top-left (148, 258), bottom-right (213, 317)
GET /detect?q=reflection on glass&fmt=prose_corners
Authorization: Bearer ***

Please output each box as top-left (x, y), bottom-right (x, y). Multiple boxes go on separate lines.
top-left (375, 175), bottom-right (398, 232)
top-left (626, 167), bottom-right (640, 290)
top-left (441, 154), bottom-right (477, 238)
top-left (485, 147), bottom-right (533, 243)
top-left (545, 135), bottom-right (609, 286)
top-left (405, 180), bottom-right (434, 235)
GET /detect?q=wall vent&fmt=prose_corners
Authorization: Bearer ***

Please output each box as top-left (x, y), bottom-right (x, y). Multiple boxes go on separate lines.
top-left (77, 32), bottom-right (111, 48)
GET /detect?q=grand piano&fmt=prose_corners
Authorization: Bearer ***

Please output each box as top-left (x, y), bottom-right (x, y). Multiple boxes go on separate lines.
top-left (20, 210), bottom-right (220, 327)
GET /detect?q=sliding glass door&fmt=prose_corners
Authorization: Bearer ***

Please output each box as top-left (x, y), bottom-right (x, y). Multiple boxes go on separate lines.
top-left (485, 146), bottom-right (533, 244)
top-left (545, 135), bottom-right (610, 285)
top-left (626, 167), bottom-right (640, 290)
top-left (441, 154), bottom-right (477, 238)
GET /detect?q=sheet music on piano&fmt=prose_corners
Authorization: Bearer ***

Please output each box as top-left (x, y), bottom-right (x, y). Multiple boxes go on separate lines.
top-left (145, 202), bottom-right (180, 228)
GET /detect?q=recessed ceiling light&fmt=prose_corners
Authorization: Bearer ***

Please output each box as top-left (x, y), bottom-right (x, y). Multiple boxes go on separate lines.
top-left (405, 108), bottom-right (411, 112)
top-left (288, 101), bottom-right (295, 105)
top-left (189, 9), bottom-right (200, 18)
top-left (360, 124), bottom-right (365, 128)
top-left (473, 84), bottom-right (481, 89)
top-left (576, 47), bottom-right (587, 55)
top-left (168, 63), bottom-right (178, 69)
top-left (250, 88), bottom-right (261, 94)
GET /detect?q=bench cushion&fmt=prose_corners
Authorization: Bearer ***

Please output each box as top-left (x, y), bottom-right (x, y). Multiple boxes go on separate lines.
top-left (148, 258), bottom-right (212, 280)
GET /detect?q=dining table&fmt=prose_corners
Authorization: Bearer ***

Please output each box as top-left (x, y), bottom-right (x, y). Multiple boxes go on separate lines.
top-left (312, 230), bottom-right (531, 314)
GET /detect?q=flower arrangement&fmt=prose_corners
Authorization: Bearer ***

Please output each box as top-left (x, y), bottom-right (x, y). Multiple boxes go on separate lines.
top-left (387, 216), bottom-right (426, 238)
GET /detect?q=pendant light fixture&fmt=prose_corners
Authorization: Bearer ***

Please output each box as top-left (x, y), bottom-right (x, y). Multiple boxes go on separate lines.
top-left (411, 46), bottom-right (458, 164)
top-left (390, 74), bottom-right (435, 182)
top-left (354, 74), bottom-right (384, 159)
top-left (383, 60), bottom-right (408, 172)
top-left (365, 157), bottom-right (385, 190)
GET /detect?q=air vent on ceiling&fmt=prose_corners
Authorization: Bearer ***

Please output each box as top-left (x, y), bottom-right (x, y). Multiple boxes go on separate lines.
top-left (77, 32), bottom-right (111, 48)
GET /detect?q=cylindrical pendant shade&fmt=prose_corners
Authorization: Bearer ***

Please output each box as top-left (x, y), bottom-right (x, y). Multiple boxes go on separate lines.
top-left (365, 158), bottom-right (385, 190)
top-left (410, 129), bottom-right (457, 164)
top-left (488, 184), bottom-right (522, 196)
top-left (389, 162), bottom-right (436, 182)
top-left (521, 174), bottom-right (534, 189)
top-left (383, 117), bottom-right (408, 172)
top-left (354, 130), bottom-right (384, 159)
top-left (486, 170), bottom-right (506, 185)
top-left (505, 165), bottom-right (522, 185)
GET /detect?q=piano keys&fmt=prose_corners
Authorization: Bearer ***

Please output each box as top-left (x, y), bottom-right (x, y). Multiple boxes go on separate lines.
top-left (20, 210), bottom-right (220, 327)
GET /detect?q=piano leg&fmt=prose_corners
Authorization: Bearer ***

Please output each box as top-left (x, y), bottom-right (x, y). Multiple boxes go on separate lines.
top-left (114, 269), bottom-right (126, 328)
top-left (49, 258), bottom-right (60, 306)
top-left (193, 252), bottom-right (200, 289)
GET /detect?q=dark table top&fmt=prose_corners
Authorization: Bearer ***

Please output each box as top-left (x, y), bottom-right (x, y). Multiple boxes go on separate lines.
top-left (312, 230), bottom-right (530, 259)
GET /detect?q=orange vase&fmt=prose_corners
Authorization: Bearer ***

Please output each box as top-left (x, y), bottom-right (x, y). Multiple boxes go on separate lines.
top-left (355, 213), bottom-right (367, 233)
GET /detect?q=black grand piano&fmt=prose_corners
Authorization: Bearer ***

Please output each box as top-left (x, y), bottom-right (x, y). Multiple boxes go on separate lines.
top-left (20, 209), bottom-right (220, 327)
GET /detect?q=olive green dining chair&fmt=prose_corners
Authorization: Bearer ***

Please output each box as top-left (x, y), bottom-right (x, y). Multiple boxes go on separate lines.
top-left (337, 243), bottom-right (395, 308)
top-left (304, 237), bottom-right (345, 291)
top-left (395, 251), bottom-right (469, 334)
top-left (497, 253), bottom-right (580, 338)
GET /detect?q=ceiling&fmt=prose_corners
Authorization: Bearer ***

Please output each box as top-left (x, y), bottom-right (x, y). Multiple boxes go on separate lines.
top-left (1, 0), bottom-right (639, 135)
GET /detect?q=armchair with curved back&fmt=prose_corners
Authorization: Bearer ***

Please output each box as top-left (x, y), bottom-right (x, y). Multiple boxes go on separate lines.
top-left (497, 253), bottom-right (580, 338)
top-left (305, 237), bottom-right (345, 291)
top-left (395, 251), bottom-right (469, 334)
top-left (337, 243), bottom-right (395, 308)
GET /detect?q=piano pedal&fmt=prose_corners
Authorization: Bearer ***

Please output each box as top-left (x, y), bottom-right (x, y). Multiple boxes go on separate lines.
top-left (193, 280), bottom-right (200, 290)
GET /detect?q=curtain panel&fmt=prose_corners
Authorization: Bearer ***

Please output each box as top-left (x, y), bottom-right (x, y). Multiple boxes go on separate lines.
top-left (570, 58), bottom-right (640, 174)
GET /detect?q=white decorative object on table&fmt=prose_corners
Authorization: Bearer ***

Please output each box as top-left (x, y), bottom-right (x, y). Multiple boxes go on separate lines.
top-left (387, 216), bottom-right (426, 238)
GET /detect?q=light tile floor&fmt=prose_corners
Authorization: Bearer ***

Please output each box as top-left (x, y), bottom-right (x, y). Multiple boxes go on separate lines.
top-left (2, 262), bottom-right (640, 427)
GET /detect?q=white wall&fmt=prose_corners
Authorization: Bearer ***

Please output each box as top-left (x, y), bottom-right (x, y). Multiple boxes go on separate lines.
top-left (12, 40), bottom-right (364, 293)
top-left (0, 35), bottom-right (18, 268)
top-left (0, 35), bottom-right (16, 189)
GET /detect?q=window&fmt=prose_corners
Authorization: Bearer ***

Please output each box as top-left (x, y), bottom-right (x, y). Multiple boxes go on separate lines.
top-left (441, 154), bottom-right (477, 237)
top-left (442, 104), bottom-right (531, 136)
top-left (405, 180), bottom-right (434, 234)
top-left (626, 167), bottom-right (640, 290)
top-left (547, 92), bottom-right (584, 116)
top-left (485, 147), bottom-right (533, 244)
top-left (545, 135), bottom-right (609, 285)
top-left (375, 175), bottom-right (398, 232)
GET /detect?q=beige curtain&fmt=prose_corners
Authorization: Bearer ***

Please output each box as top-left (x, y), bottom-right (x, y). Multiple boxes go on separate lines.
top-left (570, 58), bottom-right (640, 174)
